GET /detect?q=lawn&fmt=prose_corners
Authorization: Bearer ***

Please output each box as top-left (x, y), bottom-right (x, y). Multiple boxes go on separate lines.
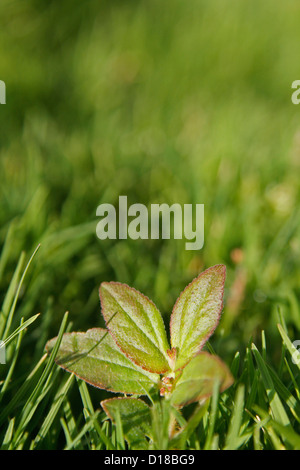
top-left (1, 0), bottom-right (300, 450)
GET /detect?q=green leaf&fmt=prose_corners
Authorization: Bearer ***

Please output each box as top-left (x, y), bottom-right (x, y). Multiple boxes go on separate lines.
top-left (46, 328), bottom-right (159, 396)
top-left (170, 352), bottom-right (233, 407)
top-left (99, 282), bottom-right (170, 374)
top-left (101, 397), bottom-right (151, 450)
top-left (170, 265), bottom-right (226, 370)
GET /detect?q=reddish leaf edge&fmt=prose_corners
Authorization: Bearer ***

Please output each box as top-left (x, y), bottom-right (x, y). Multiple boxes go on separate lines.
top-left (169, 264), bottom-right (226, 371)
top-left (45, 328), bottom-right (159, 396)
top-left (99, 281), bottom-right (171, 375)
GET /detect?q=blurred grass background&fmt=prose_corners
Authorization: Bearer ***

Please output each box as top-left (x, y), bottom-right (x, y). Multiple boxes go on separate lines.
top-left (1, 0), bottom-right (300, 369)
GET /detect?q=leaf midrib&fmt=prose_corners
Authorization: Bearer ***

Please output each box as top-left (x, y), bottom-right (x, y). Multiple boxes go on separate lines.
top-left (179, 283), bottom-right (211, 350)
top-left (105, 287), bottom-right (169, 363)
top-left (60, 349), bottom-right (158, 383)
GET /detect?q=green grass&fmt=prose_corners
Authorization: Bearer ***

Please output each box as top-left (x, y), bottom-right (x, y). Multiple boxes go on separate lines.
top-left (0, 246), bottom-right (300, 449)
top-left (1, 0), bottom-right (300, 449)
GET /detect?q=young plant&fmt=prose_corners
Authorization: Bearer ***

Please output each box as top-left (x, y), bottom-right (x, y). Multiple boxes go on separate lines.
top-left (46, 264), bottom-right (233, 448)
